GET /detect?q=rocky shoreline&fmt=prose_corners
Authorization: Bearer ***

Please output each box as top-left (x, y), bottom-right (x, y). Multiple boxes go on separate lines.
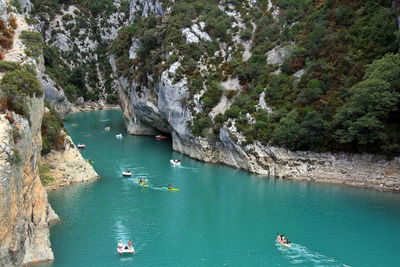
top-left (41, 136), bottom-right (100, 191)
top-left (70, 100), bottom-right (120, 114)
top-left (172, 131), bottom-right (400, 192)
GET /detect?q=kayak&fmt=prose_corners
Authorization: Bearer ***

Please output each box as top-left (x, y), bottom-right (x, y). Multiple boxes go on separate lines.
top-left (162, 187), bottom-right (180, 191)
top-left (139, 182), bottom-right (148, 188)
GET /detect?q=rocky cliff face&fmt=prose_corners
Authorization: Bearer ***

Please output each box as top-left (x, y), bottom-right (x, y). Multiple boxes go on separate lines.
top-left (0, 0), bottom-right (85, 264)
top-left (0, 98), bottom-right (55, 266)
top-left (41, 73), bottom-right (71, 117)
top-left (111, 0), bottom-right (400, 191)
top-left (42, 135), bottom-right (100, 190)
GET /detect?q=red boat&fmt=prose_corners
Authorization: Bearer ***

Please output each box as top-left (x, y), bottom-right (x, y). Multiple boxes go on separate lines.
top-left (155, 135), bottom-right (167, 139)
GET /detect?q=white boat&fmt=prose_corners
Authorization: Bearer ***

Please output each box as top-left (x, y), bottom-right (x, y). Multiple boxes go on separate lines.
top-left (122, 171), bottom-right (132, 177)
top-left (170, 159), bottom-right (181, 166)
top-left (117, 246), bottom-right (134, 255)
top-left (105, 127), bottom-right (110, 131)
top-left (116, 133), bottom-right (122, 138)
top-left (77, 144), bottom-right (86, 149)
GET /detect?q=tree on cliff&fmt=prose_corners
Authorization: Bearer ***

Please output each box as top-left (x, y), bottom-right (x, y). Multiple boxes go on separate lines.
top-left (333, 53), bottom-right (400, 155)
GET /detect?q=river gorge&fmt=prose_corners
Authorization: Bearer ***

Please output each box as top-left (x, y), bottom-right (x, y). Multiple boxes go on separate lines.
top-left (42, 109), bottom-right (400, 266)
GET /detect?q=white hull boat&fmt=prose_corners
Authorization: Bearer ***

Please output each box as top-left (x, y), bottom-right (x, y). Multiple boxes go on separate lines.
top-left (122, 171), bottom-right (132, 177)
top-left (170, 160), bottom-right (181, 166)
top-left (117, 247), bottom-right (134, 255)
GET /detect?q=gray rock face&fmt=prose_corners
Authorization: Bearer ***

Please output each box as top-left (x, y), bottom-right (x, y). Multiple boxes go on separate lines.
top-left (129, 0), bottom-right (163, 21)
top-left (0, 97), bottom-right (55, 266)
top-left (0, 0), bottom-right (7, 21)
top-left (16, 0), bottom-right (33, 14)
top-left (41, 74), bottom-right (71, 117)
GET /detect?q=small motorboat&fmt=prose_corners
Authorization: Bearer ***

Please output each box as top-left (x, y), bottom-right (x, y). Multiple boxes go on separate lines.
top-left (170, 159), bottom-right (181, 166)
top-left (77, 144), bottom-right (86, 149)
top-left (116, 133), bottom-right (123, 138)
top-left (122, 171), bottom-right (132, 177)
top-left (155, 135), bottom-right (167, 139)
top-left (277, 235), bottom-right (291, 248)
top-left (105, 126), bottom-right (110, 131)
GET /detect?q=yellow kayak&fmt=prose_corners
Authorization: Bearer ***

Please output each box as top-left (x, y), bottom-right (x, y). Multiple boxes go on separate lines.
top-left (162, 187), bottom-right (180, 191)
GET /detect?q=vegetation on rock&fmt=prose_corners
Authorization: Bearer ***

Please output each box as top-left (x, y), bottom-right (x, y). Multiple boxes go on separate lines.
top-left (41, 103), bottom-right (65, 155)
top-left (0, 68), bottom-right (43, 119)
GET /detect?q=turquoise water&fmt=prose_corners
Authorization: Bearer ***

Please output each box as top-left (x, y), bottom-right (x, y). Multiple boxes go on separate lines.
top-left (45, 110), bottom-right (400, 267)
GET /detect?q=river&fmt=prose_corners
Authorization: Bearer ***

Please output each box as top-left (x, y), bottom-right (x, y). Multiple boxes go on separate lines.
top-left (44, 109), bottom-right (400, 266)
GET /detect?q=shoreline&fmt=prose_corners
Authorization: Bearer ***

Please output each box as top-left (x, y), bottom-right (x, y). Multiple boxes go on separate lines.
top-left (66, 109), bottom-right (400, 192)
top-left (70, 102), bottom-right (120, 114)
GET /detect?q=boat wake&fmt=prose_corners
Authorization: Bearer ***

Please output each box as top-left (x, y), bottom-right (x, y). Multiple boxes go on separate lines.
top-left (276, 243), bottom-right (350, 266)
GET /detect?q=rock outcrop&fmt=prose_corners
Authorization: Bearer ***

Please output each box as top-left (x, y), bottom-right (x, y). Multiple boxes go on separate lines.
top-left (42, 136), bottom-right (99, 190)
top-left (41, 74), bottom-right (71, 117)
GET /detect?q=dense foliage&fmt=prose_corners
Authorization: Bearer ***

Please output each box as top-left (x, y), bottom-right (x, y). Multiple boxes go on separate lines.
top-left (20, 30), bottom-right (44, 58)
top-left (0, 68), bottom-right (43, 119)
top-left (41, 103), bottom-right (65, 155)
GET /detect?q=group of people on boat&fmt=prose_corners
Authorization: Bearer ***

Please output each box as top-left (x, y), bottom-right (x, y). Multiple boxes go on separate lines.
top-left (117, 240), bottom-right (134, 254)
top-left (118, 240), bottom-right (133, 250)
top-left (277, 234), bottom-right (291, 245)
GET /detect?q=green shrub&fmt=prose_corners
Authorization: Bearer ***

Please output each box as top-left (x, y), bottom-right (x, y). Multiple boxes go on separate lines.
top-left (106, 93), bottom-right (119, 104)
top-left (0, 69), bottom-right (43, 97)
top-left (41, 105), bottom-right (65, 155)
top-left (0, 61), bottom-right (19, 72)
top-left (39, 163), bottom-right (54, 186)
top-left (20, 30), bottom-right (44, 58)
top-left (9, 148), bottom-right (21, 165)
top-left (190, 114), bottom-right (212, 137)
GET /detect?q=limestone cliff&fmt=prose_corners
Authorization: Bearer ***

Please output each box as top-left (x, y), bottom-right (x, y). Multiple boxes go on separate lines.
top-left (0, 99), bottom-right (54, 266)
top-left (111, 0), bottom-right (400, 191)
top-left (0, 0), bottom-right (92, 265)
top-left (42, 135), bottom-right (100, 190)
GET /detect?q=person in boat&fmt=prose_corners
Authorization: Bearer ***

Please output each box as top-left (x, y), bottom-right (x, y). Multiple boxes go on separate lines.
top-left (118, 240), bottom-right (123, 249)
top-left (139, 178), bottom-right (145, 185)
top-left (168, 184), bottom-right (172, 190)
top-left (128, 240), bottom-right (132, 249)
top-left (280, 235), bottom-right (289, 244)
